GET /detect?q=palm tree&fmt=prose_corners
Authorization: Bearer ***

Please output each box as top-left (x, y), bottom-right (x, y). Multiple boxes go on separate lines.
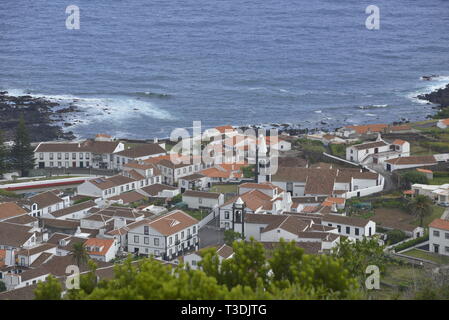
top-left (408, 195), bottom-right (433, 227)
top-left (72, 242), bottom-right (89, 267)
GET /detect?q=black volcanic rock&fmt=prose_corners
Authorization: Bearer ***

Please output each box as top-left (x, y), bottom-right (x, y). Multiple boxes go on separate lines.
top-left (418, 84), bottom-right (449, 107)
top-left (0, 91), bottom-right (76, 141)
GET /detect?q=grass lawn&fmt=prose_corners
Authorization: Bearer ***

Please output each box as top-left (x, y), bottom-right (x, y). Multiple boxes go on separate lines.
top-left (401, 249), bottom-right (449, 265)
top-left (410, 144), bottom-right (434, 156)
top-left (183, 208), bottom-right (208, 221)
top-left (429, 177), bottom-right (449, 185)
top-left (210, 184), bottom-right (238, 194)
top-left (369, 263), bottom-right (426, 300)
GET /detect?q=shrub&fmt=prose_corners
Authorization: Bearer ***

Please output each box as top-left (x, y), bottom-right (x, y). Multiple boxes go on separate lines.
top-left (386, 229), bottom-right (407, 245)
top-left (394, 233), bottom-right (429, 252)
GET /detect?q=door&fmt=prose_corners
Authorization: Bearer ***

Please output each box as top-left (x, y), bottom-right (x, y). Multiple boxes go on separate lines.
top-left (72, 161), bottom-right (77, 168)
top-left (434, 244), bottom-right (439, 253)
top-left (374, 148), bottom-right (378, 153)
top-left (39, 162), bottom-right (45, 169)
top-left (373, 157), bottom-right (378, 164)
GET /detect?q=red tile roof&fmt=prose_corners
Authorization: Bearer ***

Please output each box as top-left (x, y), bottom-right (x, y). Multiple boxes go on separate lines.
top-left (429, 219), bottom-right (449, 231)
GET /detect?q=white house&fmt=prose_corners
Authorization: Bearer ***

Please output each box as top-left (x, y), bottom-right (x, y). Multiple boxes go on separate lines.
top-left (25, 191), bottom-right (70, 218)
top-left (114, 143), bottom-right (166, 170)
top-left (384, 155), bottom-right (437, 172)
top-left (436, 119), bottom-right (449, 129)
top-left (183, 244), bottom-right (234, 270)
top-left (127, 210), bottom-right (199, 261)
top-left (429, 219), bottom-right (449, 256)
top-left (34, 137), bottom-right (124, 169)
top-left (178, 173), bottom-right (209, 192)
top-left (84, 238), bottom-right (118, 262)
top-left (46, 200), bottom-right (97, 220)
top-left (182, 190), bottom-right (224, 210)
top-left (346, 138), bottom-right (410, 165)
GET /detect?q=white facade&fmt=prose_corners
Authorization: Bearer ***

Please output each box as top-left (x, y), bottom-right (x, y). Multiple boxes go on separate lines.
top-left (429, 226), bottom-right (449, 256)
top-left (182, 193), bottom-right (224, 210)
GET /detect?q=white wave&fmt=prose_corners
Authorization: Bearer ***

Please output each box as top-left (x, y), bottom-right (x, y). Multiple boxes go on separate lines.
top-left (365, 113), bottom-right (377, 117)
top-left (407, 75), bottom-right (449, 104)
top-left (314, 110), bottom-right (322, 113)
top-left (358, 104), bottom-right (389, 109)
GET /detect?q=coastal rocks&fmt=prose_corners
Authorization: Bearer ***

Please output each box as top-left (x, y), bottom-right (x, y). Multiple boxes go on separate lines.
top-left (418, 84), bottom-right (449, 107)
top-left (0, 91), bottom-right (76, 142)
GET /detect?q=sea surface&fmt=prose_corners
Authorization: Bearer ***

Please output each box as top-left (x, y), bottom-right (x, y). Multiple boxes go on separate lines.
top-left (1, 0), bottom-right (449, 139)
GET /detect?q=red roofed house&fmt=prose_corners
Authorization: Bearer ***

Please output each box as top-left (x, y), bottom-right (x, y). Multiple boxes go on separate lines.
top-left (84, 238), bottom-right (118, 262)
top-left (346, 136), bottom-right (410, 165)
top-left (437, 118), bottom-right (449, 129)
top-left (429, 219), bottom-right (449, 256)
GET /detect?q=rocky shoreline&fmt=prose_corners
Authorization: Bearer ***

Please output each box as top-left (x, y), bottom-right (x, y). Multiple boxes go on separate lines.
top-left (0, 91), bottom-right (77, 142)
top-left (418, 83), bottom-right (449, 107)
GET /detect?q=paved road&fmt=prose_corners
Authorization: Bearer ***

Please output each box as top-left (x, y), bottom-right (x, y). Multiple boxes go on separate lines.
top-left (367, 163), bottom-right (396, 192)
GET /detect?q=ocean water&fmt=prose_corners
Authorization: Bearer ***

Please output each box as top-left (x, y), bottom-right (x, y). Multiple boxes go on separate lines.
top-left (1, 0), bottom-right (449, 139)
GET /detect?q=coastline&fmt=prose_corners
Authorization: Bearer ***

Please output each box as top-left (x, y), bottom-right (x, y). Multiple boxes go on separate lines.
top-left (1, 82), bottom-right (449, 143)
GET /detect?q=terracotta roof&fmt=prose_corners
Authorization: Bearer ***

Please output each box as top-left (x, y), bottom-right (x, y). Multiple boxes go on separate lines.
top-left (108, 191), bottom-right (147, 204)
top-left (3, 214), bottom-right (38, 225)
top-left (88, 175), bottom-right (136, 190)
top-left (124, 162), bottom-right (157, 170)
top-left (140, 183), bottom-right (177, 196)
top-left (179, 173), bottom-right (206, 181)
top-left (292, 196), bottom-right (327, 204)
top-left (17, 243), bottom-right (56, 257)
top-left (0, 222), bottom-right (34, 247)
top-left (416, 168), bottom-right (433, 174)
top-left (40, 217), bottom-right (80, 230)
top-left (183, 190), bottom-right (221, 199)
top-left (216, 244), bottom-right (234, 259)
top-left (200, 167), bottom-right (230, 178)
top-left (116, 143), bottom-right (166, 158)
top-left (222, 189), bottom-right (274, 211)
top-left (215, 125), bottom-right (235, 134)
top-left (50, 200), bottom-right (96, 218)
top-left (145, 210), bottom-right (198, 236)
top-left (438, 119), bottom-right (449, 125)
top-left (385, 156), bottom-right (437, 165)
top-left (35, 140), bottom-right (120, 154)
top-left (29, 191), bottom-right (63, 208)
top-left (390, 125), bottom-right (412, 131)
top-left (392, 139), bottom-right (408, 145)
top-left (0, 202), bottom-right (28, 220)
top-left (84, 238), bottom-right (115, 256)
top-left (345, 124), bottom-right (388, 134)
top-left (429, 218), bottom-right (449, 231)
top-left (96, 133), bottom-right (111, 138)
top-left (239, 182), bottom-right (283, 191)
top-left (353, 141), bottom-right (388, 150)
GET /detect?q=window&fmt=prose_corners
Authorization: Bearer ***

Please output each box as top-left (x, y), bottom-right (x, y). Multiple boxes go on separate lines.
top-left (193, 226), bottom-right (197, 234)
top-left (169, 237), bottom-right (172, 245)
top-left (346, 226), bottom-right (350, 234)
top-left (65, 153), bottom-right (69, 160)
top-left (155, 250), bottom-right (160, 256)
top-left (144, 226), bottom-right (149, 235)
top-left (134, 235), bottom-right (139, 243)
top-left (154, 238), bottom-right (159, 246)
top-left (175, 234), bottom-right (179, 242)
top-left (144, 237), bottom-right (149, 245)
top-left (355, 228), bottom-right (360, 236)
top-left (86, 153), bottom-right (90, 159)
top-left (337, 225), bottom-right (341, 233)
top-left (72, 153), bottom-right (76, 159)
top-left (446, 247), bottom-right (449, 253)
top-left (80, 153), bottom-right (83, 159)
top-left (181, 231), bottom-right (184, 239)
top-left (57, 153), bottom-right (62, 160)
top-left (49, 153), bottom-right (54, 160)
top-left (183, 168), bottom-right (186, 173)
top-left (199, 198), bottom-right (202, 204)
top-left (225, 211), bottom-right (230, 219)
top-left (433, 230), bottom-right (440, 237)
top-left (49, 162), bottom-right (54, 167)
top-left (445, 233), bottom-right (449, 240)
top-left (189, 166), bottom-right (192, 172)
top-left (192, 260), bottom-right (197, 266)
top-left (39, 153), bottom-right (44, 160)
top-left (58, 162), bottom-right (62, 167)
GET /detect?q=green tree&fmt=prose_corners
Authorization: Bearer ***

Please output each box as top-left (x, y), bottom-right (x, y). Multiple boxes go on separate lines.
top-left (223, 230), bottom-right (243, 246)
top-left (332, 238), bottom-right (386, 283)
top-left (72, 242), bottom-right (89, 267)
top-left (407, 195), bottom-right (433, 227)
top-left (0, 280), bottom-right (6, 292)
top-left (401, 171), bottom-right (428, 188)
top-left (66, 260), bottom-right (99, 300)
top-left (10, 115), bottom-right (35, 177)
top-left (386, 229), bottom-right (407, 245)
top-left (34, 275), bottom-right (62, 300)
top-left (0, 131), bottom-right (9, 177)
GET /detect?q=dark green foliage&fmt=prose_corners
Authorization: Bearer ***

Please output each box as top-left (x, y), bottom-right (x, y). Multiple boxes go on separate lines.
top-left (386, 229), bottom-right (408, 245)
top-left (10, 115), bottom-right (35, 177)
top-left (394, 233), bottom-right (429, 252)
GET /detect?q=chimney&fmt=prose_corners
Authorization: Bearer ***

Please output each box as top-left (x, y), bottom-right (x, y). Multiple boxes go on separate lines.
top-left (154, 137), bottom-right (158, 144)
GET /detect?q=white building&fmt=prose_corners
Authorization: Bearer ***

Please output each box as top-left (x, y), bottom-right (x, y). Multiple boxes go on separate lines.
top-left (346, 138), bottom-right (410, 165)
top-left (84, 238), bottom-right (118, 262)
top-left (34, 137), bottom-right (124, 169)
top-left (127, 210), bottom-right (199, 261)
top-left (25, 191), bottom-right (70, 218)
top-left (429, 219), bottom-right (449, 256)
top-left (183, 244), bottom-right (234, 270)
top-left (437, 119), bottom-right (449, 129)
top-left (384, 155), bottom-right (438, 172)
top-left (114, 143), bottom-right (166, 170)
top-left (182, 190), bottom-right (224, 210)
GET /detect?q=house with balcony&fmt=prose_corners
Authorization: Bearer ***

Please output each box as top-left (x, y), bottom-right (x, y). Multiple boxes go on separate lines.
top-left (346, 138), bottom-right (410, 165)
top-left (127, 210), bottom-right (199, 261)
